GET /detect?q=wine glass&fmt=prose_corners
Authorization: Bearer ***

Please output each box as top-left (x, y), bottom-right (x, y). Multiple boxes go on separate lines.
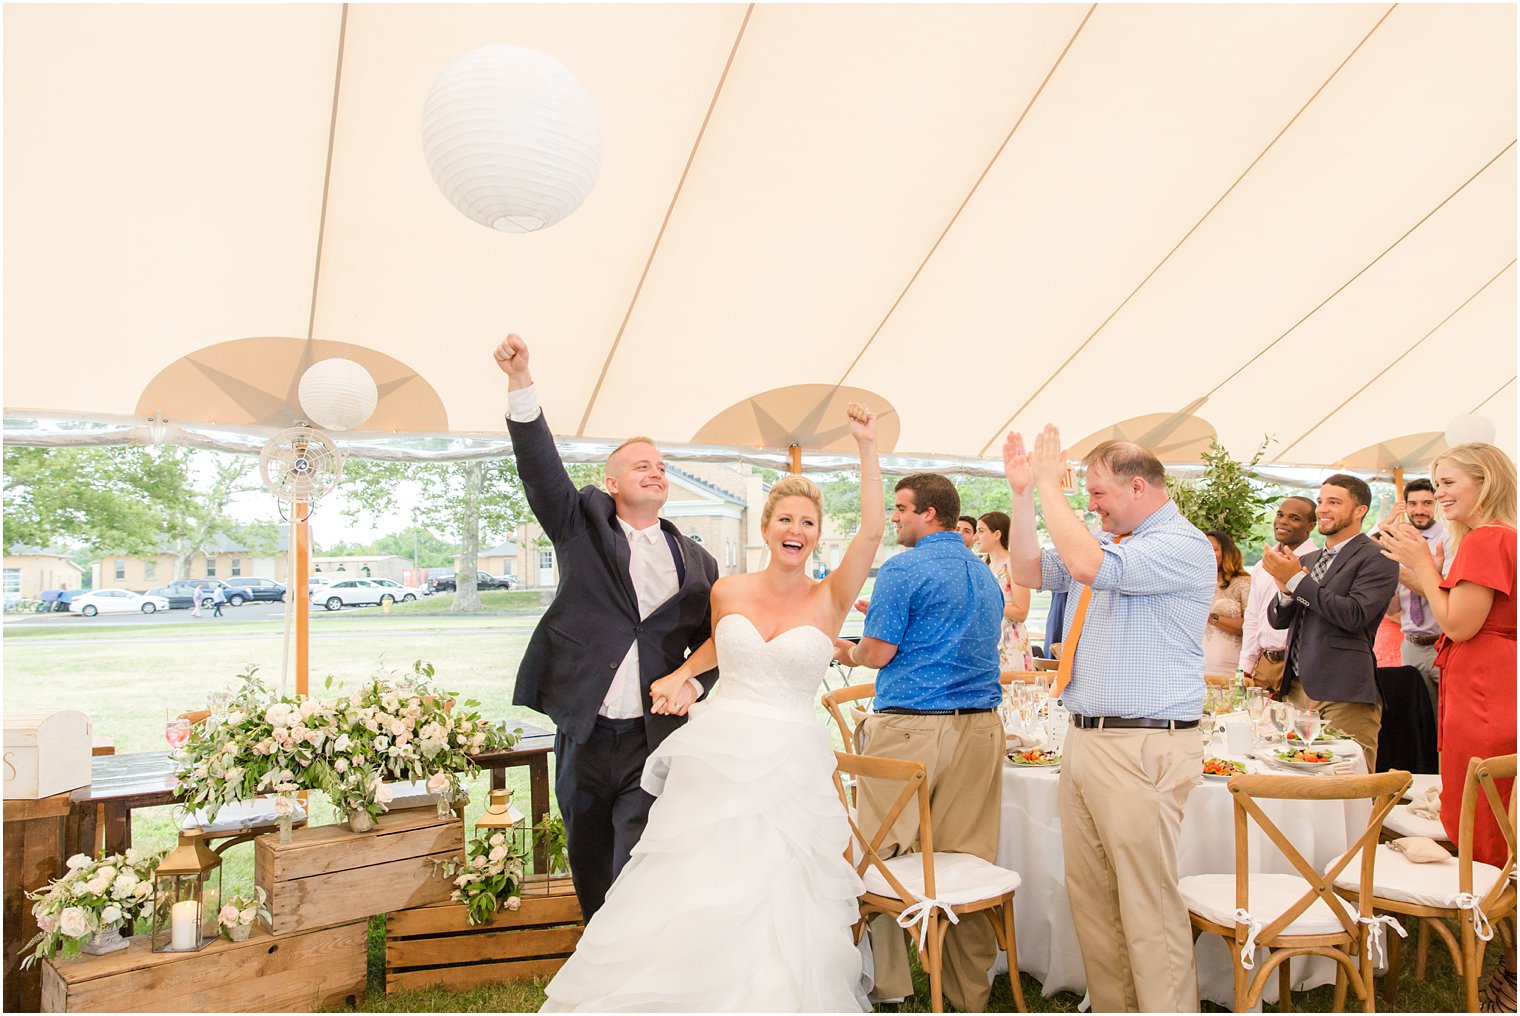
top-left (164, 717), bottom-right (191, 750)
top-left (1294, 707), bottom-right (1323, 749)
top-left (1268, 701), bottom-right (1294, 742)
top-left (1017, 690), bottom-right (1039, 735)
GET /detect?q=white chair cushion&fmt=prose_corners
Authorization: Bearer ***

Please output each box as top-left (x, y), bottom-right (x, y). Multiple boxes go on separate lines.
top-left (862, 851), bottom-right (1021, 905)
top-left (1331, 844), bottom-right (1505, 909)
top-left (1403, 774), bottom-right (1442, 802)
top-left (1383, 803), bottom-right (1450, 841)
top-left (182, 798), bottom-right (307, 834)
top-left (1181, 873), bottom-right (1355, 936)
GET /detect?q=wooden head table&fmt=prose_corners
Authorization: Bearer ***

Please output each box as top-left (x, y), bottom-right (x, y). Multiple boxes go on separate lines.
top-left (63, 726), bottom-right (556, 869)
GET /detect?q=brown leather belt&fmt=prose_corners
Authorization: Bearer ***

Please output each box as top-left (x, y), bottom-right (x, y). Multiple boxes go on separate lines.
top-left (1405, 633), bottom-right (1439, 647)
top-left (1261, 650), bottom-right (1286, 663)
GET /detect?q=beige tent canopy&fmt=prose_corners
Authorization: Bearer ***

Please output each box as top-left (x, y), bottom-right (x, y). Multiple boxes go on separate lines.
top-left (5, 3), bottom-right (1515, 475)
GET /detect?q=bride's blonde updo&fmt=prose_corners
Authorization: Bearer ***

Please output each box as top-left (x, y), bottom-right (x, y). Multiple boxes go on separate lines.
top-left (760, 476), bottom-right (824, 530)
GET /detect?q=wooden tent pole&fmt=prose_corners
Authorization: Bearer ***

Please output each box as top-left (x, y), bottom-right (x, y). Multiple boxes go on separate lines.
top-left (788, 443), bottom-right (802, 476)
top-left (295, 498), bottom-right (310, 697)
top-left (1394, 466), bottom-right (1405, 501)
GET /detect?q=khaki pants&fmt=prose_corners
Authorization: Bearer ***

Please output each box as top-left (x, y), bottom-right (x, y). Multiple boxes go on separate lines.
top-left (1402, 639), bottom-right (1440, 717)
top-left (1249, 654), bottom-right (1285, 694)
top-left (1283, 682), bottom-right (1382, 771)
top-left (1061, 725), bottom-right (1202, 1013)
top-left (856, 711), bottom-right (1003, 1011)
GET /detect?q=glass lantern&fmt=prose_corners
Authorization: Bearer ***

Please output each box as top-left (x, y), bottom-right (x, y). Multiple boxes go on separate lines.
top-left (151, 830), bottom-right (222, 952)
top-left (475, 787), bottom-right (532, 889)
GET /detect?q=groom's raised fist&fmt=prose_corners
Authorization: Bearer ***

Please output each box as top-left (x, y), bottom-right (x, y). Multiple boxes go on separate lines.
top-left (493, 334), bottom-right (530, 376)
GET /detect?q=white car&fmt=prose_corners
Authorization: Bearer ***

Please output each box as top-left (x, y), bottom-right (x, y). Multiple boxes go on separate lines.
top-left (311, 578), bottom-right (397, 611)
top-left (366, 578), bottom-right (424, 602)
top-left (70, 588), bottom-right (172, 617)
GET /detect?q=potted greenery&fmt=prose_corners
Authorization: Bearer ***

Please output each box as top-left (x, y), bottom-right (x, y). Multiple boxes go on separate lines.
top-left (1166, 437), bottom-right (1276, 544)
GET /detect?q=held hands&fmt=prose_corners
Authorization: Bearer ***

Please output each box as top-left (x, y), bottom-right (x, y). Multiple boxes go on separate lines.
top-left (832, 639), bottom-right (857, 667)
top-left (853, 598), bottom-right (870, 615)
top-left (650, 672), bottom-right (697, 716)
top-left (846, 402), bottom-right (877, 445)
top-left (492, 334), bottom-right (530, 377)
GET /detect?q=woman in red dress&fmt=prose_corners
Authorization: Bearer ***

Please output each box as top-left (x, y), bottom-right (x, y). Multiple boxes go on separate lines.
top-left (1382, 441), bottom-right (1516, 1010)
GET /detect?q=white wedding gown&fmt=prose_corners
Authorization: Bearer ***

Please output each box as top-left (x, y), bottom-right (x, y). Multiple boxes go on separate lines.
top-left (541, 613), bottom-right (870, 1013)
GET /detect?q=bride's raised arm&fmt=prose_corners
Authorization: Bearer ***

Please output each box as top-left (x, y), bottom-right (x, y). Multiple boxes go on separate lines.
top-left (822, 404), bottom-right (885, 619)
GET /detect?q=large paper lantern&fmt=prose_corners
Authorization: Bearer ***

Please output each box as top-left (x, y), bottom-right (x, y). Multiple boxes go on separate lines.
top-left (298, 358), bottom-right (377, 432)
top-left (422, 44), bottom-right (603, 233)
top-left (1444, 413), bottom-right (1496, 448)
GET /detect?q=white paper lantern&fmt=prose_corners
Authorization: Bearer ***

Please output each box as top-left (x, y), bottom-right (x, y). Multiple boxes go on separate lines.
top-left (299, 359), bottom-right (377, 432)
top-left (422, 44), bottom-right (602, 233)
top-left (1444, 413), bottom-right (1496, 448)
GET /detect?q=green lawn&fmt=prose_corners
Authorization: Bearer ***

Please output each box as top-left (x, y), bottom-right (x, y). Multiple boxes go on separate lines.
top-left (5, 607), bottom-right (1489, 1013)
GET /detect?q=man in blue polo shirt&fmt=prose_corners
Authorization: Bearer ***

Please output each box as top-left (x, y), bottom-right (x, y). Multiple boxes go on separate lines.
top-left (836, 472), bottom-right (1004, 1012)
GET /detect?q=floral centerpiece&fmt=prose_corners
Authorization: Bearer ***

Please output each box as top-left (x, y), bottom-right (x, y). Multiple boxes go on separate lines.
top-left (174, 661), bottom-right (520, 834)
top-left (434, 828), bottom-right (528, 925)
top-left (217, 887), bottom-right (270, 942)
top-left (21, 849), bottom-right (162, 967)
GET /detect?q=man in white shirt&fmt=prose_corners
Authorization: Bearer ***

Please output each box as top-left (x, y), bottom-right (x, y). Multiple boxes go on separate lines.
top-left (1239, 496), bottom-right (1317, 691)
top-left (495, 334), bottom-right (719, 919)
top-left (1370, 479), bottom-right (1449, 713)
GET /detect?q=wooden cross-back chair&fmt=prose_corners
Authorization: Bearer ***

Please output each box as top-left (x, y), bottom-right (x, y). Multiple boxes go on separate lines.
top-left (832, 751), bottom-right (1026, 1014)
top-left (1180, 770), bottom-right (1410, 1013)
top-left (998, 670), bottom-right (1045, 686)
top-left (1332, 754), bottom-right (1516, 1011)
top-left (821, 682), bottom-right (875, 754)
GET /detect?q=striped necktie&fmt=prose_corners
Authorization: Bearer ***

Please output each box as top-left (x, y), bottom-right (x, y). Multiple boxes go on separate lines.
top-left (1288, 546), bottom-right (1338, 678)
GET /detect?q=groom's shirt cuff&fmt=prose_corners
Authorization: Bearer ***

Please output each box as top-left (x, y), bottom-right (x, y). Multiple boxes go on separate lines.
top-left (506, 384), bottom-right (542, 423)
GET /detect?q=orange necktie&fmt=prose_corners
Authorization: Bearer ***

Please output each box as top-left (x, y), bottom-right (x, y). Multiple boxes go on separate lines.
top-left (1052, 534), bottom-right (1125, 699)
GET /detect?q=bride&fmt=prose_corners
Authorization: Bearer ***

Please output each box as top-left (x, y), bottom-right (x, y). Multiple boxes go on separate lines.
top-left (541, 404), bottom-right (884, 1013)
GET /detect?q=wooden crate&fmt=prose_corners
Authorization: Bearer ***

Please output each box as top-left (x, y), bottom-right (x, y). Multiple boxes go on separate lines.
top-left (385, 874), bottom-right (583, 993)
top-left (256, 809), bottom-right (462, 934)
top-left (41, 920), bottom-right (366, 1012)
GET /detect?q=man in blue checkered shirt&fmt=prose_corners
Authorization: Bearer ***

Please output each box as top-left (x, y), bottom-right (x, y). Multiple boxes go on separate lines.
top-left (1005, 426), bottom-right (1214, 1013)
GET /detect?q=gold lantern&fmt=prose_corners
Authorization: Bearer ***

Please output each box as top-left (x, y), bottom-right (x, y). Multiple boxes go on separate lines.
top-left (475, 787), bottom-right (529, 858)
top-left (151, 830), bottom-right (221, 952)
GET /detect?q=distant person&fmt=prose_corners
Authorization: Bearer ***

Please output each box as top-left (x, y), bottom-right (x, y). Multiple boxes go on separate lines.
top-left (1202, 530), bottom-right (1251, 676)
top-left (1370, 479), bottom-right (1449, 712)
top-left (955, 514), bottom-right (977, 549)
top-left (1238, 497), bottom-right (1316, 690)
top-left (976, 511), bottom-right (1034, 672)
top-left (210, 586), bottom-right (226, 618)
top-left (362, 564), bottom-right (372, 577)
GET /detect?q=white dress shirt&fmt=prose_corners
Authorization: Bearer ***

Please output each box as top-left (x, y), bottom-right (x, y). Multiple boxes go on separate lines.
top-left (1238, 539), bottom-right (1316, 674)
top-left (506, 383), bottom-right (703, 713)
top-left (1398, 519), bottom-right (1449, 637)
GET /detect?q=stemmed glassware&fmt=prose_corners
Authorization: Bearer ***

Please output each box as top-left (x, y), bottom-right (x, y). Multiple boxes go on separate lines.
top-left (1294, 707), bottom-right (1323, 749)
top-left (164, 712), bottom-right (191, 751)
top-left (1268, 701), bottom-right (1294, 742)
top-left (1244, 689), bottom-right (1267, 739)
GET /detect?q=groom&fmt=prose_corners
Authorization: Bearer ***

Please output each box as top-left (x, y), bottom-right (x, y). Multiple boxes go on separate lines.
top-left (495, 334), bottom-right (719, 919)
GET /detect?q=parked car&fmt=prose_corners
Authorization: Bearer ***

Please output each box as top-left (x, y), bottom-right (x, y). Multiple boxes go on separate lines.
top-left (311, 578), bottom-right (398, 611)
top-left (225, 577), bottom-right (286, 603)
top-left (169, 578), bottom-right (239, 608)
top-left (366, 578), bottom-right (424, 602)
top-left (70, 588), bottom-right (171, 616)
top-left (147, 585), bottom-right (197, 610)
top-left (427, 571), bottom-right (517, 593)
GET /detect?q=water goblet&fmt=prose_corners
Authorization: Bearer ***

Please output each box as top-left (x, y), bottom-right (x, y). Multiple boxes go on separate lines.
top-left (1295, 707), bottom-right (1323, 749)
top-left (164, 717), bottom-right (191, 750)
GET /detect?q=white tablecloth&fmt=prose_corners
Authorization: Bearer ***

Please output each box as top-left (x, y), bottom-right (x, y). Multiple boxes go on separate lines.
top-left (996, 736), bottom-right (1371, 1006)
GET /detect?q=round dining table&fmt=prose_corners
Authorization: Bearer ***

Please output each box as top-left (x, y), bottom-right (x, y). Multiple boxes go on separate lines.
top-left (995, 732), bottom-right (1373, 1007)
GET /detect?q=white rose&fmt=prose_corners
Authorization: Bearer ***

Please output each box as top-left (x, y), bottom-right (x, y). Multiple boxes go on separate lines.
top-left (426, 773), bottom-right (450, 795)
top-left (226, 709), bottom-right (244, 725)
top-left (490, 833), bottom-right (505, 847)
top-left (239, 906), bottom-right (257, 924)
top-left (134, 882), bottom-right (152, 898)
top-left (333, 733), bottom-right (351, 753)
top-left (100, 904), bottom-right (123, 925)
top-left (390, 719), bottom-right (407, 737)
top-left (374, 781), bottom-right (395, 805)
top-left (58, 907), bottom-right (89, 938)
top-left (471, 854), bottom-right (487, 869)
top-left (36, 913), bottom-right (57, 933)
top-left (66, 854), bottom-right (91, 871)
top-left (123, 848), bottom-right (141, 866)
top-left (70, 882), bottom-right (90, 898)
top-left (218, 904), bottom-right (240, 926)
top-left (333, 757), bottom-right (349, 774)
top-left (112, 872), bottom-right (139, 898)
top-left (488, 845), bottom-right (507, 862)
top-left (505, 896), bottom-right (521, 911)
top-left (300, 698), bottom-right (320, 719)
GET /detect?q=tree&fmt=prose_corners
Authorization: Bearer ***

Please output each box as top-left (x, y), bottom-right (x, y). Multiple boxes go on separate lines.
top-left (338, 459), bottom-right (528, 611)
top-left (3, 446), bottom-right (197, 556)
top-left (1166, 437), bottom-right (1276, 545)
top-left (164, 455), bottom-right (260, 579)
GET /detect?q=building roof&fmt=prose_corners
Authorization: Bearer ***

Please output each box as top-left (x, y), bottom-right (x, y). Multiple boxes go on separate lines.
top-left (479, 543), bottom-right (519, 557)
top-left (667, 466), bottom-right (746, 506)
top-left (7, 545), bottom-right (79, 559)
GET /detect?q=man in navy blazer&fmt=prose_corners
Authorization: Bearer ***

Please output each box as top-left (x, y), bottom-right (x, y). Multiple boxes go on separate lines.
top-left (495, 334), bottom-right (719, 919)
top-left (1264, 473), bottom-right (1399, 769)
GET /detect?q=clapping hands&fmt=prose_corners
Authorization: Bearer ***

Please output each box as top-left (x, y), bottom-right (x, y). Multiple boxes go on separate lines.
top-left (1378, 524), bottom-right (1441, 594)
top-left (1003, 425), bottom-right (1067, 494)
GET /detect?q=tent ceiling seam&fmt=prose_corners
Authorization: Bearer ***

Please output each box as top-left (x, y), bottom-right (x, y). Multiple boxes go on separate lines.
top-left (1472, 378), bottom-right (1516, 414)
top-left (976, 2), bottom-right (1398, 457)
top-left (1196, 138), bottom-right (1515, 410)
top-left (574, 4), bottom-right (756, 438)
top-left (830, 3), bottom-right (1097, 394)
top-left (1276, 258), bottom-right (1516, 459)
top-left (302, 3), bottom-right (350, 352)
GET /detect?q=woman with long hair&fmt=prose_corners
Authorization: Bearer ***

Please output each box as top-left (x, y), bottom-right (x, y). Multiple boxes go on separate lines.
top-left (1203, 530), bottom-right (1252, 677)
top-left (1381, 442), bottom-right (1516, 1012)
top-left (975, 511), bottom-right (1035, 673)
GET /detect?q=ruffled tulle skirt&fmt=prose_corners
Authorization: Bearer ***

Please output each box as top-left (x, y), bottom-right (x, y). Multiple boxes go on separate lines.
top-left (541, 695), bottom-right (869, 1012)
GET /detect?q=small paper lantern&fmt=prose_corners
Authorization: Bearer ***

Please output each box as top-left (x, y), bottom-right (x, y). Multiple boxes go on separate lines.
top-left (151, 831), bottom-right (221, 952)
top-left (421, 44), bottom-right (602, 233)
top-left (1444, 414), bottom-right (1496, 448)
top-left (298, 358), bottom-right (377, 432)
